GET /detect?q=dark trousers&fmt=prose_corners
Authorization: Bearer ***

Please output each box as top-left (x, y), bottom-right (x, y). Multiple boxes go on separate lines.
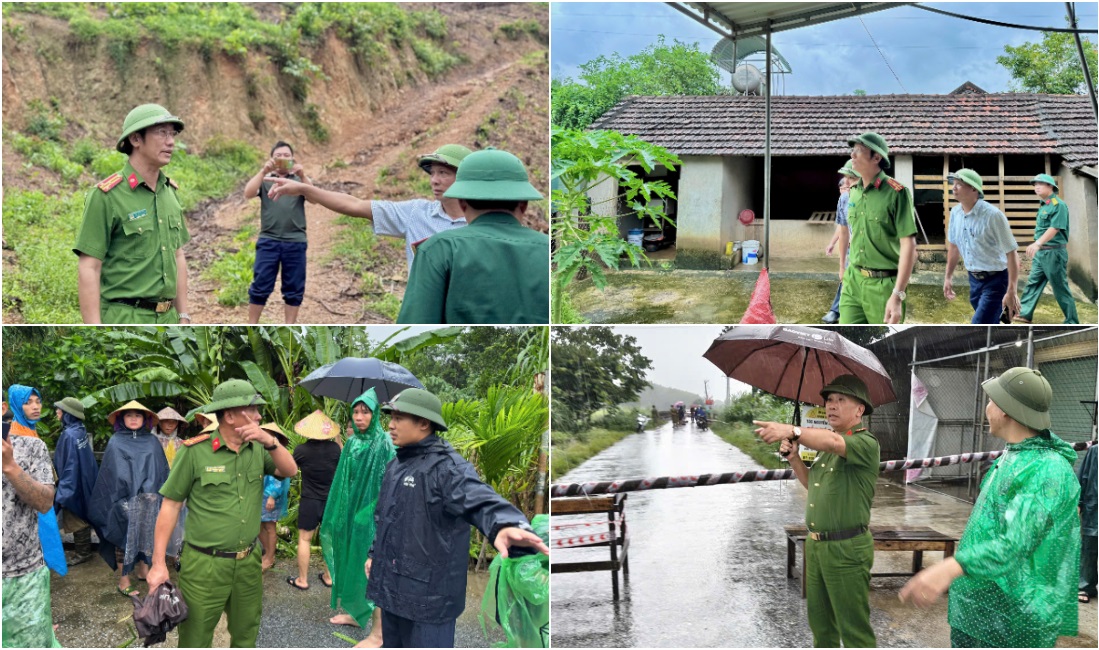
top-left (967, 269), bottom-right (1009, 324)
top-left (380, 610), bottom-right (456, 648)
top-left (249, 238), bottom-right (307, 306)
top-left (1082, 534), bottom-right (1098, 597)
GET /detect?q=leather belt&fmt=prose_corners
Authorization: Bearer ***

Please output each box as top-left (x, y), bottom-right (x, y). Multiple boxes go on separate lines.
top-left (808, 525), bottom-right (868, 542)
top-left (968, 270), bottom-right (1007, 281)
top-left (186, 540), bottom-right (256, 560)
top-left (856, 267), bottom-right (897, 279)
top-left (111, 298), bottom-right (174, 313)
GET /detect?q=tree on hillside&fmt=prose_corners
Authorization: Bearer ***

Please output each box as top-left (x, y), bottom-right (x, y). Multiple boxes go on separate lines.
top-left (997, 31), bottom-right (1098, 94)
top-left (551, 327), bottom-right (653, 432)
top-left (552, 35), bottom-right (722, 129)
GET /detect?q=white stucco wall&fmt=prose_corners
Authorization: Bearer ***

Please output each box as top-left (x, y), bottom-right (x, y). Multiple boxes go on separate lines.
top-left (893, 155), bottom-right (913, 188)
top-left (1057, 164), bottom-right (1098, 293)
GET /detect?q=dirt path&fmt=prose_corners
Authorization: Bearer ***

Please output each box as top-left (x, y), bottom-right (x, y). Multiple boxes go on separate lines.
top-left (189, 39), bottom-right (547, 324)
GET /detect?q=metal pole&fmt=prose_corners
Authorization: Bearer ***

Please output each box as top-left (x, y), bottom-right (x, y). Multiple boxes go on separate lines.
top-left (763, 25), bottom-right (772, 269)
top-left (1026, 326), bottom-right (1035, 368)
top-left (908, 336), bottom-right (918, 486)
top-left (1067, 2), bottom-right (1099, 117)
top-left (972, 327), bottom-right (993, 499)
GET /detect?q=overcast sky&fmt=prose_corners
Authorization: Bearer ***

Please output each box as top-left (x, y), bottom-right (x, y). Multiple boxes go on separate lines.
top-left (610, 325), bottom-right (752, 400)
top-left (551, 2), bottom-right (1098, 95)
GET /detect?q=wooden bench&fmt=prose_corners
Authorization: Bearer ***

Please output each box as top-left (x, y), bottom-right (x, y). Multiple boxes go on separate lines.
top-left (807, 211), bottom-right (837, 225)
top-left (550, 494), bottom-right (630, 600)
top-left (785, 524), bottom-right (957, 598)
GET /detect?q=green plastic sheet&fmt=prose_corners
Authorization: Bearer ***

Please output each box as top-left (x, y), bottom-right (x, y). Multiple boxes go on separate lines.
top-left (480, 514), bottom-right (549, 648)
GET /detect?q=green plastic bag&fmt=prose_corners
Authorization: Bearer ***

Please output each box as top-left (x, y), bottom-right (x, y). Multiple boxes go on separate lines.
top-left (480, 514), bottom-right (549, 648)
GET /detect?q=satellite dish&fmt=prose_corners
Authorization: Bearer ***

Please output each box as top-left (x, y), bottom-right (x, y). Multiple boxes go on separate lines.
top-left (732, 64), bottom-right (764, 94)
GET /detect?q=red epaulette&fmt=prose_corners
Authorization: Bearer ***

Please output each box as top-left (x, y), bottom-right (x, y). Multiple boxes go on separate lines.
top-left (886, 178), bottom-right (905, 192)
top-left (183, 434), bottom-right (210, 447)
top-left (167, 178), bottom-right (179, 190)
top-left (97, 173), bottom-right (123, 193)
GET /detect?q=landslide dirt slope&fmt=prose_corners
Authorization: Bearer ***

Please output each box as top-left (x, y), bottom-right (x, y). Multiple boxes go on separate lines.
top-left (2, 2), bottom-right (549, 324)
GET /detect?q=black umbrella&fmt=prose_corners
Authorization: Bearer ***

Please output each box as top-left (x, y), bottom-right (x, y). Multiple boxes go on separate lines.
top-left (298, 357), bottom-right (423, 403)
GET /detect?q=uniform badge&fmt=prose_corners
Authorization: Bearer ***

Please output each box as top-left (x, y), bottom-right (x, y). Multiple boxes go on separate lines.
top-left (183, 434), bottom-right (209, 447)
top-left (204, 466), bottom-right (226, 473)
top-left (128, 173), bottom-right (139, 190)
top-left (403, 475), bottom-right (416, 488)
top-left (886, 178), bottom-right (905, 192)
top-left (128, 209), bottom-right (148, 221)
top-left (97, 173), bottom-right (123, 193)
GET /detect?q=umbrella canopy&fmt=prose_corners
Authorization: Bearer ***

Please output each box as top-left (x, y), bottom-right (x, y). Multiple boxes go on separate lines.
top-left (299, 357), bottom-right (424, 404)
top-left (703, 326), bottom-right (896, 408)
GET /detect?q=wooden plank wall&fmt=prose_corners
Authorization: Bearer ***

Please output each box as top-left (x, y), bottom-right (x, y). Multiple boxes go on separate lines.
top-left (912, 154), bottom-right (1056, 251)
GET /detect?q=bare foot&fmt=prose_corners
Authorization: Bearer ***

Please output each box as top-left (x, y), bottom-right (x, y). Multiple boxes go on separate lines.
top-left (261, 560), bottom-right (274, 573)
top-left (354, 633), bottom-right (383, 648)
top-left (329, 614), bottom-right (361, 627)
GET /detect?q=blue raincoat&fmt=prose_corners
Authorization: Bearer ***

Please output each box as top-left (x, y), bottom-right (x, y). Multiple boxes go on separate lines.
top-left (53, 411), bottom-right (99, 522)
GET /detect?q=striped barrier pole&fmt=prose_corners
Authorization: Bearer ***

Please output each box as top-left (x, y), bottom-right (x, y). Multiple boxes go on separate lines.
top-left (550, 440), bottom-right (1096, 498)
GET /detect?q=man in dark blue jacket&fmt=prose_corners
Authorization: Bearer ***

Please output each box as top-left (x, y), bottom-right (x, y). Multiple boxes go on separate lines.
top-left (53, 396), bottom-right (99, 565)
top-left (367, 388), bottom-right (548, 648)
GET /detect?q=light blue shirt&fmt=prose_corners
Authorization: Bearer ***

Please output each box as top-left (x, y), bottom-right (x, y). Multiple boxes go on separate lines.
top-left (371, 198), bottom-right (467, 272)
top-left (836, 192), bottom-right (850, 227)
top-left (947, 199), bottom-right (1017, 272)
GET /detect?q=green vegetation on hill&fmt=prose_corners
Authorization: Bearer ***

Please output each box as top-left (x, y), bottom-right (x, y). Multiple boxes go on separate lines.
top-left (621, 382), bottom-right (707, 410)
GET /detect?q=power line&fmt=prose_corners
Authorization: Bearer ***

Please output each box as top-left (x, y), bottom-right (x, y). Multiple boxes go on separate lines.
top-left (913, 3), bottom-right (1098, 33)
top-left (859, 15), bottom-right (908, 92)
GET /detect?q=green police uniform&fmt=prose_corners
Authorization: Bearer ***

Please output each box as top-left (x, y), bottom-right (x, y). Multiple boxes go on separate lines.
top-left (158, 382), bottom-right (276, 648)
top-left (73, 160), bottom-right (188, 324)
top-left (839, 170), bottom-right (917, 324)
top-left (1019, 188), bottom-right (1077, 324)
top-left (396, 148), bottom-right (548, 324)
top-left (803, 376), bottom-right (880, 648)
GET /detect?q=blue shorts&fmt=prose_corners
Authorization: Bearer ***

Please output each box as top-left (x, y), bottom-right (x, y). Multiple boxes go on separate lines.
top-left (249, 238), bottom-right (307, 306)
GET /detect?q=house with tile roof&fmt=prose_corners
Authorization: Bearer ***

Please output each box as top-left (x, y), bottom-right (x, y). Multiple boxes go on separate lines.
top-left (586, 88), bottom-right (1097, 295)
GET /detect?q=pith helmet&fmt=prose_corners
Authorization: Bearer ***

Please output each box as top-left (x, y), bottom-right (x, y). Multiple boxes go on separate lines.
top-left (443, 148), bottom-right (544, 202)
top-left (204, 379), bottom-right (266, 413)
top-left (982, 367), bottom-right (1052, 431)
top-left (418, 144), bottom-right (472, 173)
top-left (381, 388), bottom-right (448, 431)
top-left (837, 161), bottom-right (862, 179)
top-left (117, 104), bottom-right (184, 152)
top-left (820, 375), bottom-right (874, 415)
top-left (847, 132), bottom-right (890, 169)
top-left (1029, 173), bottom-right (1059, 192)
top-left (108, 400), bottom-right (159, 427)
top-left (948, 169), bottom-right (984, 198)
top-left (54, 397), bottom-right (85, 421)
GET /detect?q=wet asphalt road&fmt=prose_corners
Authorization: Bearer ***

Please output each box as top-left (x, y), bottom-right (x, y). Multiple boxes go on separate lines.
top-left (49, 553), bottom-right (502, 647)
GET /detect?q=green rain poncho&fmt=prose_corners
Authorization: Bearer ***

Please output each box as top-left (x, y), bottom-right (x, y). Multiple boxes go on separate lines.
top-left (480, 515), bottom-right (549, 648)
top-left (948, 432), bottom-right (1081, 647)
top-left (320, 388), bottom-right (396, 626)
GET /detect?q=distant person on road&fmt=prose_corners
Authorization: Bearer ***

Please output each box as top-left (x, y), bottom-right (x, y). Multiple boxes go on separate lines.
top-left (367, 388), bottom-right (548, 647)
top-left (942, 169), bottom-right (1019, 324)
top-left (755, 375), bottom-right (881, 647)
top-left (243, 141), bottom-right (315, 324)
top-left (1015, 174), bottom-right (1079, 324)
top-left (2, 385), bottom-right (61, 648)
top-left (822, 163), bottom-right (859, 324)
top-left (395, 148), bottom-right (549, 324)
top-left (265, 144), bottom-right (472, 275)
top-left (899, 367), bottom-right (1080, 648)
top-left (841, 132), bottom-right (917, 325)
top-left (74, 104), bottom-right (191, 325)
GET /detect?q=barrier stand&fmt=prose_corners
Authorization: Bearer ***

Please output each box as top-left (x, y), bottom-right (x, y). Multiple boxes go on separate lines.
top-left (550, 494), bottom-right (629, 601)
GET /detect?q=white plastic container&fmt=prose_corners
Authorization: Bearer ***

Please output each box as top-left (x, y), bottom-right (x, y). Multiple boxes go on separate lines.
top-left (742, 240), bottom-right (760, 264)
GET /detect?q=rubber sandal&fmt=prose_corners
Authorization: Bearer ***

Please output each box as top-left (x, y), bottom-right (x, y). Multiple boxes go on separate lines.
top-left (1080, 591), bottom-right (1091, 603)
top-left (319, 572), bottom-right (332, 588)
top-left (117, 586), bottom-right (140, 598)
top-left (286, 575), bottom-right (309, 590)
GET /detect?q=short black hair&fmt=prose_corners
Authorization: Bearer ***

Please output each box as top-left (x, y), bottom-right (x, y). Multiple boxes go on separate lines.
top-left (271, 140), bottom-right (294, 157)
top-left (464, 199), bottom-right (520, 211)
top-left (120, 129), bottom-right (148, 155)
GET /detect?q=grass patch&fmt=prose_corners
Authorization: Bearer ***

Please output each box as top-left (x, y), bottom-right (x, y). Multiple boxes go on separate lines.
top-left (709, 420), bottom-right (786, 470)
top-left (411, 38), bottom-right (460, 77)
top-left (498, 19), bottom-right (543, 40)
top-left (550, 426), bottom-right (634, 480)
top-left (202, 222), bottom-right (258, 306)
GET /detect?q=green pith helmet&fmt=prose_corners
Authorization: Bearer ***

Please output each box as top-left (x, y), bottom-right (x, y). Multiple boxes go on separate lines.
top-left (948, 168), bottom-right (984, 198)
top-left (443, 148), bottom-right (544, 202)
top-left (203, 379), bottom-right (266, 413)
top-left (418, 144), bottom-right (472, 174)
top-left (381, 388), bottom-right (448, 432)
top-left (1029, 173), bottom-right (1059, 192)
top-left (820, 374), bottom-right (874, 415)
top-left (54, 397), bottom-right (85, 421)
top-left (981, 367), bottom-right (1052, 431)
top-left (837, 161), bottom-right (862, 179)
top-left (846, 132), bottom-right (890, 169)
top-left (116, 104), bottom-right (184, 152)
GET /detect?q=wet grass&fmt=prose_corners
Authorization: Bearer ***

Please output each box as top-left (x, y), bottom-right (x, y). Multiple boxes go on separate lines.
top-left (551, 426), bottom-right (635, 481)
top-left (709, 420), bottom-right (786, 470)
top-left (567, 270), bottom-right (1098, 324)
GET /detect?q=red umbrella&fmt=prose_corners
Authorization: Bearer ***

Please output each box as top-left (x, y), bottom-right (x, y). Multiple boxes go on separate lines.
top-left (702, 326), bottom-right (896, 409)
